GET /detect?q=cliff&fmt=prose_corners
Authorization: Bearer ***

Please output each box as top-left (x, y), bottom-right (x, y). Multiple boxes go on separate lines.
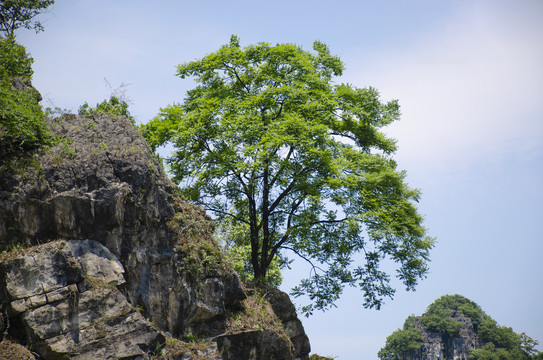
top-left (0, 112), bottom-right (310, 359)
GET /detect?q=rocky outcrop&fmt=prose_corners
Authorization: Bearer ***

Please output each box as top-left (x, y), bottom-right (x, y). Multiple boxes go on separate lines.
top-left (0, 114), bottom-right (310, 359)
top-left (380, 294), bottom-right (541, 360)
top-left (409, 312), bottom-right (478, 360)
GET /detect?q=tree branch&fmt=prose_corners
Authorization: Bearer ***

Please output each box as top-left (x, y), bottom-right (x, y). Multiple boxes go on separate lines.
top-left (267, 196), bottom-right (305, 265)
top-left (267, 168), bottom-right (309, 217)
top-left (280, 246), bottom-right (326, 274)
top-left (268, 145), bottom-right (295, 189)
top-left (203, 206), bottom-right (250, 225)
top-left (223, 62), bottom-right (251, 93)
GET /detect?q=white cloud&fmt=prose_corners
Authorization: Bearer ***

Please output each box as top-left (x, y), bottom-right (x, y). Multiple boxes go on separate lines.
top-left (344, 1), bottom-right (543, 175)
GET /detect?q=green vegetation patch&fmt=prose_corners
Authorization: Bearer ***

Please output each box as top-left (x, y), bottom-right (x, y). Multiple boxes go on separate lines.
top-left (156, 336), bottom-right (216, 360)
top-left (78, 96), bottom-right (136, 125)
top-left (378, 315), bottom-right (423, 359)
top-left (0, 37), bottom-right (53, 156)
top-left (309, 355), bottom-right (335, 360)
top-left (168, 203), bottom-right (227, 278)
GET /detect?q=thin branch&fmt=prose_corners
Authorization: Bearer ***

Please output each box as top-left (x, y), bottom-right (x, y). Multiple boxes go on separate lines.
top-left (268, 145), bottom-right (295, 188)
top-left (223, 62), bottom-right (251, 93)
top-left (267, 168), bottom-right (309, 217)
top-left (272, 99), bottom-right (285, 120)
top-left (203, 206), bottom-right (250, 225)
top-left (280, 246), bottom-right (326, 274)
top-left (199, 137), bottom-right (252, 198)
top-left (329, 131), bottom-right (357, 143)
top-left (267, 196), bottom-right (304, 264)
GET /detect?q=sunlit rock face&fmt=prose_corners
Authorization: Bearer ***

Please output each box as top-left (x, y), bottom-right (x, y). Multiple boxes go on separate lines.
top-left (0, 114), bottom-right (310, 360)
top-left (395, 312), bottom-right (478, 360)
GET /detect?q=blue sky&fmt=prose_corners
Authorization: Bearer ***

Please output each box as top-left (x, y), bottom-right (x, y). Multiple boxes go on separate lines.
top-left (17, 1), bottom-right (543, 358)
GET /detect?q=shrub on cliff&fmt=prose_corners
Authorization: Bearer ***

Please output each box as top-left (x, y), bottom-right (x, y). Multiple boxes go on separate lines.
top-left (378, 315), bottom-right (422, 359)
top-left (0, 36), bottom-right (51, 156)
top-left (78, 96), bottom-right (136, 125)
top-left (420, 294), bottom-right (480, 337)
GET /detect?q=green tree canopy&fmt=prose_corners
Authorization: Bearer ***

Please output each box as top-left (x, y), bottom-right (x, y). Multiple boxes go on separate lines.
top-left (0, 0), bottom-right (54, 36)
top-left (143, 36), bottom-right (435, 314)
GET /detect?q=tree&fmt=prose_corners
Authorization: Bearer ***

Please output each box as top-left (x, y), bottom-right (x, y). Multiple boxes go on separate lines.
top-left (143, 36), bottom-right (434, 314)
top-left (0, 0), bottom-right (54, 36)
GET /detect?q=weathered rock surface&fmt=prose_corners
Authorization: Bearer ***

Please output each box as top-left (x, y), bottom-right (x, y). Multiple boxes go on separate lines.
top-left (416, 311), bottom-right (478, 359)
top-left (264, 286), bottom-right (311, 360)
top-left (393, 312), bottom-right (478, 360)
top-left (216, 330), bottom-right (294, 360)
top-left (1, 239), bottom-right (164, 359)
top-left (0, 114), bottom-right (310, 359)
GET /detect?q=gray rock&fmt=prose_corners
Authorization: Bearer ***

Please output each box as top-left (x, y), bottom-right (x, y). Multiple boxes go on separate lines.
top-left (0, 239), bottom-right (164, 359)
top-left (216, 330), bottom-right (295, 360)
top-left (396, 311), bottom-right (479, 360)
top-left (264, 286), bottom-right (311, 360)
top-left (0, 114), bottom-right (311, 359)
top-left (0, 115), bottom-right (246, 339)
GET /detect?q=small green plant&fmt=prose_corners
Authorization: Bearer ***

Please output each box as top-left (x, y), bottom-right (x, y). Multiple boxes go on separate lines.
top-left (168, 204), bottom-right (225, 278)
top-left (2, 152), bottom-right (42, 175)
top-left (182, 333), bottom-right (206, 344)
top-left (177, 239), bottom-right (223, 278)
top-left (1, 242), bottom-right (26, 255)
top-left (51, 138), bottom-right (76, 163)
top-left (150, 341), bottom-right (165, 359)
top-left (44, 105), bottom-right (71, 119)
top-left (59, 139), bottom-right (76, 160)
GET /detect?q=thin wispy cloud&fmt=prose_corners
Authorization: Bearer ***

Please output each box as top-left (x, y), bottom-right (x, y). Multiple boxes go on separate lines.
top-left (345, 1), bottom-right (543, 173)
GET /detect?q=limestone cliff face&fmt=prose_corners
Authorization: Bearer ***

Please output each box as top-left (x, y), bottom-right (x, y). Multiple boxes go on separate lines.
top-left (0, 114), bottom-right (310, 360)
top-left (408, 312), bottom-right (478, 360)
